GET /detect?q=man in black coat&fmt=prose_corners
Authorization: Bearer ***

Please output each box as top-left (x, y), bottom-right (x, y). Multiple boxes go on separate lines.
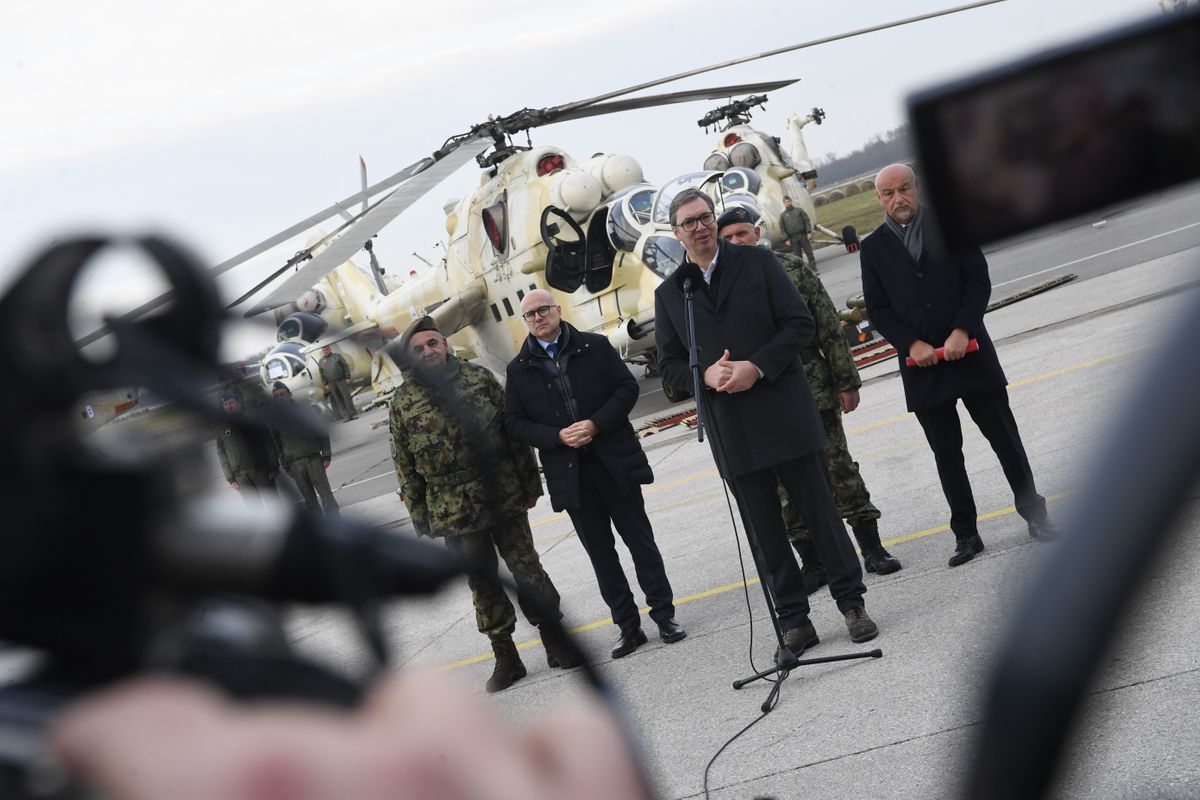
top-left (860, 163), bottom-right (1058, 567)
top-left (505, 289), bottom-right (685, 659)
top-left (654, 188), bottom-right (878, 653)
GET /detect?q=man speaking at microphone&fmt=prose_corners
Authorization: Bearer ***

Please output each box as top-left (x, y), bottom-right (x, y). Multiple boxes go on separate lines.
top-left (654, 187), bottom-right (878, 653)
top-left (861, 163), bottom-right (1058, 567)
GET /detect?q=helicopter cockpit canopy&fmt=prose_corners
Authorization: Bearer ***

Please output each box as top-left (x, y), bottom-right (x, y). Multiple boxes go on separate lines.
top-left (261, 341), bottom-right (310, 382)
top-left (606, 184), bottom-right (655, 253)
top-left (275, 312), bottom-right (329, 344)
top-left (651, 171), bottom-right (720, 227)
top-left (640, 235), bottom-right (686, 281)
top-left (718, 167), bottom-right (762, 197)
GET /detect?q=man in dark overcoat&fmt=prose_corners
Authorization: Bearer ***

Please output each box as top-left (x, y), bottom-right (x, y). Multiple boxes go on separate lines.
top-left (506, 290), bottom-right (684, 659)
top-left (860, 163), bottom-right (1058, 567)
top-left (654, 188), bottom-right (878, 653)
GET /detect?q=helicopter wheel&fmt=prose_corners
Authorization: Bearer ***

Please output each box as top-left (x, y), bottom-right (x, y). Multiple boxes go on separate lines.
top-left (662, 379), bottom-right (693, 404)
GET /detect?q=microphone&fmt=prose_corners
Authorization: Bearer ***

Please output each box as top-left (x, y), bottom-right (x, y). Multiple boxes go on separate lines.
top-left (674, 262), bottom-right (704, 293)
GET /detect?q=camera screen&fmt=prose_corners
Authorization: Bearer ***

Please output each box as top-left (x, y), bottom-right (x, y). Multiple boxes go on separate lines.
top-left (909, 9), bottom-right (1200, 251)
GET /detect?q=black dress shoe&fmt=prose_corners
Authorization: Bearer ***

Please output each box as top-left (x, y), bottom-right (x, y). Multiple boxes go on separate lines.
top-left (611, 627), bottom-right (648, 659)
top-left (1027, 518), bottom-right (1060, 541)
top-left (948, 534), bottom-right (985, 567)
top-left (657, 619), bottom-right (687, 644)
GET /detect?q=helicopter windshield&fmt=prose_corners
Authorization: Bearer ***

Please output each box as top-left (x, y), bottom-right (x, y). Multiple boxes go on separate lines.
top-left (264, 357), bottom-right (292, 381)
top-left (719, 168), bottom-right (762, 196)
top-left (652, 172), bottom-right (720, 226)
top-left (607, 187), bottom-right (654, 253)
top-left (642, 235), bottom-right (686, 281)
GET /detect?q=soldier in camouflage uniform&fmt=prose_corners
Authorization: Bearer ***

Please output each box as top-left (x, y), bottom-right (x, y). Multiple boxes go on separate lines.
top-left (216, 390), bottom-right (278, 503)
top-left (318, 346), bottom-right (358, 422)
top-left (389, 317), bottom-right (580, 692)
top-left (717, 207), bottom-right (901, 587)
top-left (270, 382), bottom-right (339, 516)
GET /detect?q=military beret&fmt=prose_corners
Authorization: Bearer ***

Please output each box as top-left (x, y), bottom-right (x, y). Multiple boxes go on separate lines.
top-left (398, 316), bottom-right (441, 353)
top-left (716, 205), bottom-right (761, 231)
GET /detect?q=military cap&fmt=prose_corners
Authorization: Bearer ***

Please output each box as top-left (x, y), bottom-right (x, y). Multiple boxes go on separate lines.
top-left (716, 205), bottom-right (761, 231)
top-left (398, 316), bottom-right (441, 353)
top-left (272, 381), bottom-right (290, 394)
top-left (782, 195), bottom-right (792, 201)
top-left (220, 386), bottom-right (242, 402)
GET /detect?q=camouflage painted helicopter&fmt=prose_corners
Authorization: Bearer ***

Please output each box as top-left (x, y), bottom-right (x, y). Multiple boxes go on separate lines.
top-left (76, 3), bottom-right (1004, 410)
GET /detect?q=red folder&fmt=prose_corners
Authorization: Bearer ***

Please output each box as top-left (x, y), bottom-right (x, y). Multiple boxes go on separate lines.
top-left (905, 338), bottom-right (979, 367)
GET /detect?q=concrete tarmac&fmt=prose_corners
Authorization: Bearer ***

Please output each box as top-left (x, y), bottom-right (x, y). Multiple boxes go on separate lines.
top-left (80, 186), bottom-right (1200, 799)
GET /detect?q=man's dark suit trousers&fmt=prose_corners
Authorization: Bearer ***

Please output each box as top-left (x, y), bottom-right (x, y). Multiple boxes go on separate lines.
top-left (913, 387), bottom-right (1048, 540)
top-left (566, 455), bottom-right (675, 633)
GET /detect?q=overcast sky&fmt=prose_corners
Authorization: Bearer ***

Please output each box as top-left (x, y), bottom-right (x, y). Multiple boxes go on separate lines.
top-left (0, 0), bottom-right (1159, 355)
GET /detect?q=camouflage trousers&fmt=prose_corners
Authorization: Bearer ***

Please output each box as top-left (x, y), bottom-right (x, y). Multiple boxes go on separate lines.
top-left (443, 514), bottom-right (563, 641)
top-left (780, 408), bottom-right (880, 544)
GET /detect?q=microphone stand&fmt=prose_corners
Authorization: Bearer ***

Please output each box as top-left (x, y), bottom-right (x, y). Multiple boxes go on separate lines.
top-left (682, 275), bottom-right (705, 443)
top-left (681, 273), bottom-right (879, 713)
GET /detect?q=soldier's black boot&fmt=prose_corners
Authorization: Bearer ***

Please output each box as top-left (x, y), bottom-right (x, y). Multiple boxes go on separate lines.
top-left (540, 624), bottom-right (583, 669)
top-left (789, 535), bottom-right (827, 595)
top-left (852, 519), bottom-right (902, 575)
top-left (486, 638), bottom-right (527, 693)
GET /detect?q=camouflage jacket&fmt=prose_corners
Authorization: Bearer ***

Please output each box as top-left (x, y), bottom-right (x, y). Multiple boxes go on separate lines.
top-left (318, 353), bottom-right (351, 383)
top-left (778, 252), bottom-right (861, 410)
top-left (271, 401), bottom-right (332, 466)
top-left (389, 357), bottom-right (542, 537)
top-left (215, 421), bottom-right (278, 481)
top-left (779, 206), bottom-right (813, 238)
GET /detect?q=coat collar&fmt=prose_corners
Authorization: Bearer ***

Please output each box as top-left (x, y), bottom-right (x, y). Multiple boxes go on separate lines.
top-left (681, 239), bottom-right (741, 311)
top-left (873, 221), bottom-right (921, 268)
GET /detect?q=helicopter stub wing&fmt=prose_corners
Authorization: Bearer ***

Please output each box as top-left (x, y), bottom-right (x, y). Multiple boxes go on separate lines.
top-left (548, 80), bottom-right (799, 125)
top-left (239, 137), bottom-right (491, 317)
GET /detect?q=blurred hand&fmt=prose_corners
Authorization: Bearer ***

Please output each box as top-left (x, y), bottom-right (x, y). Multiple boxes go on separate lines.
top-left (54, 672), bottom-right (649, 800)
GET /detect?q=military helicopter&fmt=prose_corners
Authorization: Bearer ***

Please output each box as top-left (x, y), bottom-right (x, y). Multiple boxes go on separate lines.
top-left (74, 2), bottom-right (1006, 410)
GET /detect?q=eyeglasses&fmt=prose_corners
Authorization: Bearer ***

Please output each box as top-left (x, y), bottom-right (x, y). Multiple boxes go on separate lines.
top-left (674, 212), bottom-right (716, 232)
top-left (521, 304), bottom-right (558, 321)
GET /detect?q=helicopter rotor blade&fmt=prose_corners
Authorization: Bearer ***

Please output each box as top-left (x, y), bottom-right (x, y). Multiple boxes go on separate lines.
top-left (546, 79), bottom-right (798, 125)
top-left (239, 136), bottom-right (490, 317)
top-left (551, 0), bottom-right (1006, 116)
top-left (359, 156), bottom-right (369, 215)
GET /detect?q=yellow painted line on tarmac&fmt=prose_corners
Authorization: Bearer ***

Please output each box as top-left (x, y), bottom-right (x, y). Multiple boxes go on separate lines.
top-left (846, 343), bottom-right (1152, 437)
top-left (440, 494), bottom-right (1071, 672)
top-left (1006, 344), bottom-right (1154, 388)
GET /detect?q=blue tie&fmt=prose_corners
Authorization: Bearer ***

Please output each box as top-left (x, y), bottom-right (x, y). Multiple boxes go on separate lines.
top-left (546, 342), bottom-right (559, 360)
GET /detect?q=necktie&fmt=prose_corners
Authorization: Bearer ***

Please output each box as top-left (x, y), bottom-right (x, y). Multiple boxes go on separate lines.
top-left (546, 342), bottom-right (558, 360)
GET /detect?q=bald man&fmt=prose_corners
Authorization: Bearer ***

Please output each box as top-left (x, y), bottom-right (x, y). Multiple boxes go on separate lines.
top-left (860, 163), bottom-right (1058, 568)
top-left (505, 290), bottom-right (684, 660)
